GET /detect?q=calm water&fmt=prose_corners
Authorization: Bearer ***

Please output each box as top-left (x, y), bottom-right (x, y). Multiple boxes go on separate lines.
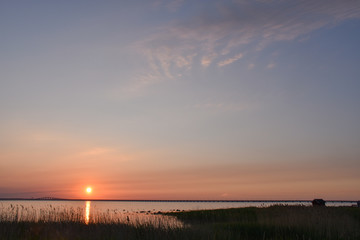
top-left (0, 200), bottom-right (356, 226)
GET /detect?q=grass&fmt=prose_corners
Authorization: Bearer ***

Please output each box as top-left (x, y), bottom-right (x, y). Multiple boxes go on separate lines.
top-left (1, 205), bottom-right (359, 239)
top-left (166, 205), bottom-right (360, 240)
top-left (0, 221), bottom-right (193, 240)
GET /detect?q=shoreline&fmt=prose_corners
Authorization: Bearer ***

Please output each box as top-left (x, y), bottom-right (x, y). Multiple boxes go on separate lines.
top-left (0, 198), bottom-right (357, 203)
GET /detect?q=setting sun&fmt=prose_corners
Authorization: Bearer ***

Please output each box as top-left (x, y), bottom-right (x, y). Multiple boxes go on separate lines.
top-left (86, 187), bottom-right (92, 194)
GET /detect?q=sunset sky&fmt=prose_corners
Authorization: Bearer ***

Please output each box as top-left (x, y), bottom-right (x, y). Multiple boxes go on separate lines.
top-left (1, 0), bottom-right (360, 200)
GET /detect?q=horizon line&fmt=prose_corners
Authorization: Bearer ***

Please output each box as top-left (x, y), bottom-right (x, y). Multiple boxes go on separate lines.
top-left (0, 197), bottom-right (357, 202)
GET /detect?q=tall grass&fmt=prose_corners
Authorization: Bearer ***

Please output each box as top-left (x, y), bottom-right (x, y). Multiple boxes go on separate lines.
top-left (0, 203), bottom-right (182, 227)
top-left (0, 203), bottom-right (84, 222)
top-left (1, 204), bottom-right (359, 239)
top-left (0, 203), bottom-right (187, 239)
top-left (167, 205), bottom-right (360, 240)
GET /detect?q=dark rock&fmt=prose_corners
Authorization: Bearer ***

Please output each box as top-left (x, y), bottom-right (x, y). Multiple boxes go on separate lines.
top-left (312, 199), bottom-right (326, 206)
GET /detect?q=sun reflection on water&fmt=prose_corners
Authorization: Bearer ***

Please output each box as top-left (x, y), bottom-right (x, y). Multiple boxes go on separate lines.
top-left (85, 201), bottom-right (90, 224)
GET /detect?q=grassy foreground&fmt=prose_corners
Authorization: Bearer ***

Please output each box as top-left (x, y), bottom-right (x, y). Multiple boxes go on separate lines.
top-left (166, 206), bottom-right (360, 240)
top-left (1, 206), bottom-right (359, 239)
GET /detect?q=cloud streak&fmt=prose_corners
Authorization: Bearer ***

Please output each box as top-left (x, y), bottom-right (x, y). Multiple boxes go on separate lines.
top-left (130, 0), bottom-right (360, 89)
top-left (218, 53), bottom-right (243, 67)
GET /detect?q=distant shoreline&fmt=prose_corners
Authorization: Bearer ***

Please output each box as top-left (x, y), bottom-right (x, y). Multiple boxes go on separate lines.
top-left (0, 198), bottom-right (357, 203)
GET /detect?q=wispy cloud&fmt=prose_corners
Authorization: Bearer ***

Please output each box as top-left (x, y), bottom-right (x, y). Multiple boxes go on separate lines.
top-left (201, 54), bottom-right (217, 67)
top-left (218, 53), bottom-right (244, 67)
top-left (248, 63), bottom-right (255, 70)
top-left (266, 63), bottom-right (276, 69)
top-left (130, 0), bottom-right (360, 90)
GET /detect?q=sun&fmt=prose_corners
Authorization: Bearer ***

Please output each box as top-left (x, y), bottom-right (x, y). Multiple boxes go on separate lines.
top-left (86, 187), bottom-right (92, 194)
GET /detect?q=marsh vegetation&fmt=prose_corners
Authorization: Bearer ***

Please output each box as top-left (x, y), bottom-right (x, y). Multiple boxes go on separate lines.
top-left (167, 205), bottom-right (360, 240)
top-left (0, 205), bottom-right (359, 239)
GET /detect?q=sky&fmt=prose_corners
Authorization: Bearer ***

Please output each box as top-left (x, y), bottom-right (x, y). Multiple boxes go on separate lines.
top-left (1, 0), bottom-right (360, 200)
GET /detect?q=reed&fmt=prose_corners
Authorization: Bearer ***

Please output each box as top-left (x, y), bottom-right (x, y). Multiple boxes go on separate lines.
top-left (167, 205), bottom-right (360, 239)
top-left (1, 205), bottom-right (359, 239)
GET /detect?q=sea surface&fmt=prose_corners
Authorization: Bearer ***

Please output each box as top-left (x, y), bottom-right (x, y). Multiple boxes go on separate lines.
top-left (0, 200), bottom-right (356, 226)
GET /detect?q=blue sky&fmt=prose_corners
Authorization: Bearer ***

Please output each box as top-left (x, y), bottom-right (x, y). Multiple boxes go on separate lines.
top-left (1, 0), bottom-right (360, 200)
